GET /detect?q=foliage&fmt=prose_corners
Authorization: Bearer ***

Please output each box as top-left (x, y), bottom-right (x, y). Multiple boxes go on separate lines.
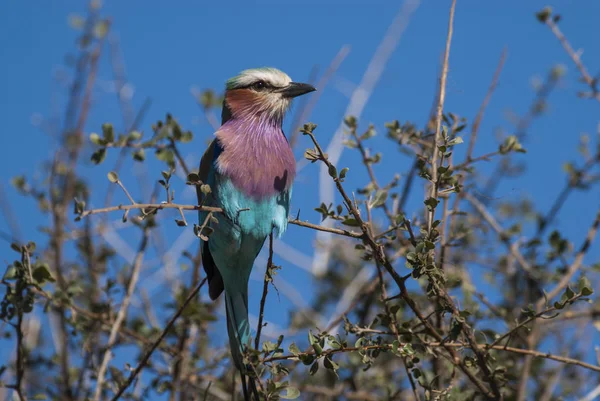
top-left (2, 3), bottom-right (600, 401)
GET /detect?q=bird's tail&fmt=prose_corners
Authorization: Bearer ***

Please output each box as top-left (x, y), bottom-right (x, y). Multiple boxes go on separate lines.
top-left (224, 288), bottom-right (251, 371)
top-left (224, 288), bottom-right (260, 400)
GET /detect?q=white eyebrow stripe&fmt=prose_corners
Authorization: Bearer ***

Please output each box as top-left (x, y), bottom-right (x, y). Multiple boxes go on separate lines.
top-left (233, 68), bottom-right (292, 88)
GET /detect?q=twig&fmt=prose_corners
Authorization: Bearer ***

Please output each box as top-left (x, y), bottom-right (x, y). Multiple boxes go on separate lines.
top-left (427, 0), bottom-right (456, 233)
top-left (289, 46), bottom-right (351, 148)
top-left (255, 232), bottom-right (274, 350)
top-left (303, 127), bottom-right (496, 398)
top-left (109, 277), bottom-right (207, 401)
top-left (464, 192), bottom-right (535, 275)
top-left (536, 209), bottom-right (600, 309)
top-left (34, 287), bottom-right (180, 356)
top-left (544, 17), bottom-right (600, 102)
top-left (79, 203), bottom-right (223, 218)
top-left (311, 0), bottom-right (421, 276)
top-left (93, 230), bottom-right (149, 401)
top-left (263, 341), bottom-right (600, 373)
top-left (288, 218), bottom-right (363, 239)
top-left (465, 48), bottom-right (507, 161)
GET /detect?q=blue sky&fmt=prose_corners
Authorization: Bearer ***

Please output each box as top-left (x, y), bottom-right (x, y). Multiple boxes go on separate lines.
top-left (1, 0), bottom-right (599, 398)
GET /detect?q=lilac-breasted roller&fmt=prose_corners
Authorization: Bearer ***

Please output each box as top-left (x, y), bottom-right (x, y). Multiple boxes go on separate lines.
top-left (196, 67), bottom-right (315, 395)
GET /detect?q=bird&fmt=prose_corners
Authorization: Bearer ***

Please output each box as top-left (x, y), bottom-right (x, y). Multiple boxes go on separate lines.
top-left (196, 67), bottom-right (316, 399)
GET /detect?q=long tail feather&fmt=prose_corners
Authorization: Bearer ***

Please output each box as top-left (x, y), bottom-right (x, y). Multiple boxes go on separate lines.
top-left (224, 289), bottom-right (251, 371)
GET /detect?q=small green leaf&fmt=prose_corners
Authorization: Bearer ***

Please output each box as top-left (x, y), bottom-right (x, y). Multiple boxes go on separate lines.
top-left (370, 189), bottom-right (388, 208)
top-left (447, 136), bottom-right (463, 146)
top-left (179, 131), bottom-right (193, 143)
top-left (132, 149), bottom-right (145, 162)
top-left (339, 167), bottom-right (349, 180)
top-left (107, 171), bottom-right (119, 183)
top-left (91, 148), bottom-right (107, 165)
top-left (343, 116), bottom-right (357, 129)
top-left (33, 264), bottom-right (55, 284)
top-left (3, 265), bottom-right (17, 280)
top-left (102, 123), bottom-right (114, 142)
top-left (300, 123), bottom-right (317, 135)
top-left (565, 286), bottom-right (575, 299)
top-left (200, 184), bottom-right (211, 194)
top-left (288, 342), bottom-right (300, 356)
top-left (89, 133), bottom-right (104, 145)
top-left (128, 130), bottom-right (142, 140)
top-left (424, 197), bottom-right (439, 211)
top-left (536, 6), bottom-right (552, 23)
top-left (323, 356), bottom-right (339, 372)
top-left (328, 164), bottom-right (338, 179)
top-left (309, 361), bottom-right (319, 375)
top-left (93, 20), bottom-right (109, 39)
top-left (279, 386), bottom-right (300, 400)
top-left (342, 218), bottom-right (360, 227)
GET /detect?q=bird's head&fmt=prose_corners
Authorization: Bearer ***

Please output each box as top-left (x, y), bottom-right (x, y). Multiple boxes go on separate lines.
top-left (222, 67), bottom-right (316, 125)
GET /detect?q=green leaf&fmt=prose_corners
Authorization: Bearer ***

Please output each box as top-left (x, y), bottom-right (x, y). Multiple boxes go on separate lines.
top-left (342, 218), bottom-right (360, 227)
top-left (339, 167), bottom-right (349, 180)
top-left (107, 171), bottom-right (119, 183)
top-left (33, 264), bottom-right (55, 284)
top-left (304, 149), bottom-right (319, 163)
top-left (128, 130), bottom-right (142, 140)
top-left (3, 265), bottom-right (17, 280)
top-left (447, 136), bottom-right (463, 146)
top-left (308, 331), bottom-right (322, 355)
top-left (279, 387), bottom-right (300, 399)
top-left (499, 135), bottom-right (526, 154)
top-left (424, 197), bottom-right (439, 211)
top-left (328, 164), bottom-right (338, 179)
top-left (288, 342), bottom-right (300, 356)
top-left (89, 133), bottom-right (104, 145)
top-left (200, 184), bottom-right (211, 194)
top-left (68, 14), bottom-right (85, 29)
top-left (91, 148), bottom-right (107, 165)
top-left (155, 148), bottom-right (175, 167)
top-left (309, 361), bottom-right (319, 375)
top-left (299, 354), bottom-right (314, 365)
top-left (344, 116), bottom-right (357, 129)
top-left (360, 125), bottom-right (376, 140)
top-left (132, 149), bottom-right (145, 162)
top-left (300, 123), bottom-right (317, 135)
top-left (536, 6), bottom-right (552, 23)
top-left (370, 189), bottom-right (388, 208)
top-left (565, 286), bottom-right (575, 299)
top-left (179, 131), bottom-right (193, 143)
top-left (262, 341), bottom-right (278, 353)
top-left (93, 20), bottom-right (109, 39)
top-left (102, 123), bottom-right (114, 143)
top-left (323, 356), bottom-right (339, 372)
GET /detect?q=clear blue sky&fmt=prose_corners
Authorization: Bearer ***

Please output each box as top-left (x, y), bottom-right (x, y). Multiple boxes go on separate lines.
top-left (1, 0), bottom-right (599, 398)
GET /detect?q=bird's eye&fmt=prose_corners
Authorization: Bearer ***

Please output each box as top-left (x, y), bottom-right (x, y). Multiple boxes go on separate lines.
top-left (252, 81), bottom-right (267, 91)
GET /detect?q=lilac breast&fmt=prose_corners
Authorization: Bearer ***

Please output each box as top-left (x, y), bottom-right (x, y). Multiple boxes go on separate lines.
top-left (215, 118), bottom-right (296, 199)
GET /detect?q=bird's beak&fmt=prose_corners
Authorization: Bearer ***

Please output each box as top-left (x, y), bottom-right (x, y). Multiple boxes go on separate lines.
top-left (280, 82), bottom-right (316, 98)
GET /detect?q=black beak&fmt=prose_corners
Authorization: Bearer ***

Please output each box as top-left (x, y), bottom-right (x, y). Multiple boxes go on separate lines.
top-left (280, 82), bottom-right (316, 98)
